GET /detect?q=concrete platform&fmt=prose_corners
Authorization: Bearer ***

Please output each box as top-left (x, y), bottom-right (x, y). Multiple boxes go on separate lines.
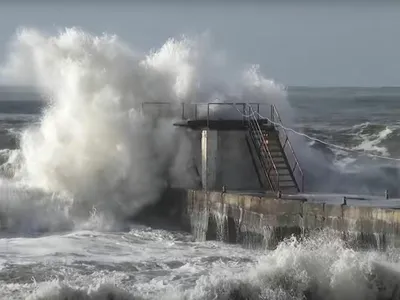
top-left (222, 190), bottom-right (400, 209)
top-left (173, 119), bottom-right (274, 130)
top-left (154, 188), bottom-right (400, 250)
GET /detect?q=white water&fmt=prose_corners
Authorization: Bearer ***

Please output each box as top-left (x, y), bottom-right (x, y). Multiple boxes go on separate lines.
top-left (0, 229), bottom-right (399, 299)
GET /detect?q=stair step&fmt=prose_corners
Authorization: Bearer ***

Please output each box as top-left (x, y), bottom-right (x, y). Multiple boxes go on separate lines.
top-left (271, 179), bottom-right (294, 184)
top-left (254, 137), bottom-right (280, 144)
top-left (271, 158), bottom-right (285, 163)
top-left (270, 174), bottom-right (292, 179)
top-left (279, 182), bottom-right (297, 188)
top-left (279, 180), bottom-right (295, 184)
top-left (267, 147), bottom-right (281, 153)
top-left (275, 177), bottom-right (295, 182)
top-left (260, 149), bottom-right (282, 155)
top-left (267, 145), bottom-right (281, 149)
top-left (276, 175), bottom-right (292, 180)
top-left (269, 151), bottom-right (283, 157)
top-left (265, 139), bottom-right (280, 143)
top-left (258, 154), bottom-right (280, 161)
top-left (261, 154), bottom-right (283, 161)
top-left (254, 140), bottom-right (281, 147)
top-left (276, 169), bottom-right (291, 175)
top-left (272, 158), bottom-right (285, 163)
top-left (252, 134), bottom-right (279, 140)
top-left (275, 163), bottom-right (287, 167)
top-left (256, 141), bottom-right (281, 147)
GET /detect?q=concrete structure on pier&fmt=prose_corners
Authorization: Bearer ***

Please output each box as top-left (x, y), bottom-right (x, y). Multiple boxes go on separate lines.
top-left (139, 101), bottom-right (400, 249)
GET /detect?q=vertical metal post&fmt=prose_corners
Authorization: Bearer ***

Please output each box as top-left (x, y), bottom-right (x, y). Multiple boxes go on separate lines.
top-left (181, 103), bottom-right (185, 120)
top-left (270, 104), bottom-right (274, 122)
top-left (194, 104), bottom-right (198, 120)
top-left (242, 103), bottom-right (245, 124)
top-left (207, 103), bottom-right (210, 128)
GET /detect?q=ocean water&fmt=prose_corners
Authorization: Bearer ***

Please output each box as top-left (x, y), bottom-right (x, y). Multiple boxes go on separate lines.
top-left (288, 87), bottom-right (400, 196)
top-left (0, 28), bottom-right (400, 299)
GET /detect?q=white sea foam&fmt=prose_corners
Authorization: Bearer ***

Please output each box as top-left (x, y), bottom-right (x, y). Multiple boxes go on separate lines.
top-left (354, 126), bottom-right (393, 156)
top-left (0, 230), bottom-right (397, 300)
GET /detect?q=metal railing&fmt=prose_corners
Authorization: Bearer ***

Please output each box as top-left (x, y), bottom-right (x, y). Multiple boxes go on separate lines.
top-left (245, 106), bottom-right (280, 192)
top-left (270, 104), bottom-right (304, 192)
top-left (140, 102), bottom-right (263, 123)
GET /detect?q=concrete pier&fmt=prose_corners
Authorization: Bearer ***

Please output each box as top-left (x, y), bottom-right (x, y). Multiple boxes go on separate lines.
top-left (152, 188), bottom-right (400, 250)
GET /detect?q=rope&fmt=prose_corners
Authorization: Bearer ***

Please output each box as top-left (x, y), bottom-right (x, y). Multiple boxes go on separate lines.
top-left (232, 103), bottom-right (400, 162)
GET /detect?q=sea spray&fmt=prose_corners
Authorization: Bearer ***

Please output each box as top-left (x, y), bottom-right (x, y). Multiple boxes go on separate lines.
top-left (0, 27), bottom-right (288, 232)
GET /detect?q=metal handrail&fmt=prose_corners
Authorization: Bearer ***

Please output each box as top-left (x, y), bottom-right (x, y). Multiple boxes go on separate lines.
top-left (245, 105), bottom-right (280, 192)
top-left (270, 104), bottom-right (304, 192)
top-left (139, 102), bottom-right (263, 122)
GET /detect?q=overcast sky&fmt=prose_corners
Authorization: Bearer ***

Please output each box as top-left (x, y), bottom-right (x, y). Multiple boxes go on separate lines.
top-left (0, 1), bottom-right (399, 87)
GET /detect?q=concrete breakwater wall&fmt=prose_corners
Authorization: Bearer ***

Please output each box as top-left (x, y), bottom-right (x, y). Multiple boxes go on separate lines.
top-left (152, 188), bottom-right (400, 250)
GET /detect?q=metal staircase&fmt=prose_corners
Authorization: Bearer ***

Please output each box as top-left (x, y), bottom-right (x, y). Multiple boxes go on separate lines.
top-left (245, 104), bottom-right (304, 193)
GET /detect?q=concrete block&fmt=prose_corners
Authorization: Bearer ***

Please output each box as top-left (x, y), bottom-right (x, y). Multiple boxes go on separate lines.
top-left (324, 204), bottom-right (342, 218)
top-left (250, 196), bottom-right (262, 211)
top-left (222, 193), bottom-right (241, 207)
top-left (303, 202), bottom-right (325, 218)
top-left (208, 191), bottom-right (222, 204)
top-left (259, 198), bottom-right (303, 216)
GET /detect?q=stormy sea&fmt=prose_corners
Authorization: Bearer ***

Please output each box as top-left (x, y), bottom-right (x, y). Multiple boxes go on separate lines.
top-left (0, 28), bottom-right (400, 299)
